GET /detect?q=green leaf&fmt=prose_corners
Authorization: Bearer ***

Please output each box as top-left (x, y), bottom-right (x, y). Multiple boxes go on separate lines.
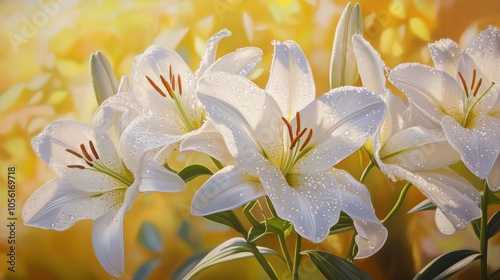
top-left (133, 258), bottom-right (161, 280)
top-left (489, 192), bottom-right (500, 205)
top-left (171, 252), bottom-right (208, 280)
top-left (302, 250), bottom-right (372, 280)
top-left (471, 219), bottom-right (481, 239)
top-left (137, 221), bottom-right (163, 253)
top-left (487, 210), bottom-right (500, 239)
top-left (247, 216), bottom-right (292, 242)
top-left (204, 211), bottom-right (246, 235)
top-left (177, 164), bottom-right (213, 182)
top-left (183, 237), bottom-right (279, 279)
top-left (329, 212), bottom-right (354, 235)
top-left (247, 223), bottom-right (267, 243)
top-left (408, 199), bottom-right (436, 214)
top-left (412, 249), bottom-right (481, 280)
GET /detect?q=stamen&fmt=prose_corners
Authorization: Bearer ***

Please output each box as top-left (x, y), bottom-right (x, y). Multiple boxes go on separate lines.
top-left (177, 74), bottom-right (182, 96)
top-left (299, 129), bottom-right (313, 151)
top-left (160, 75), bottom-right (174, 98)
top-left (473, 78), bottom-right (483, 97)
top-left (471, 69), bottom-right (477, 91)
top-left (290, 128), bottom-right (307, 150)
top-left (171, 73), bottom-right (176, 91)
top-left (295, 112), bottom-right (301, 136)
top-left (67, 165), bottom-right (85, 169)
top-left (80, 144), bottom-right (92, 162)
top-left (85, 161), bottom-right (94, 167)
top-left (146, 76), bottom-right (167, 97)
top-left (89, 141), bottom-right (99, 160)
top-left (169, 65), bottom-right (173, 83)
top-left (66, 149), bottom-right (83, 159)
top-left (458, 71), bottom-right (469, 97)
top-left (282, 117), bottom-right (294, 143)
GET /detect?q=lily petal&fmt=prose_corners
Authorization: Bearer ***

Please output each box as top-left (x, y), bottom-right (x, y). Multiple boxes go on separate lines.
top-left (130, 45), bottom-right (197, 120)
top-left (259, 165), bottom-right (341, 243)
top-left (293, 86), bottom-right (385, 172)
top-left (265, 40), bottom-right (315, 120)
top-left (389, 63), bottom-right (464, 124)
top-left (22, 179), bottom-right (97, 231)
top-left (181, 120), bottom-right (235, 165)
top-left (380, 126), bottom-right (460, 171)
top-left (352, 34), bottom-right (386, 94)
top-left (487, 156), bottom-right (500, 192)
top-left (197, 72), bottom-right (284, 172)
top-left (329, 169), bottom-right (387, 258)
top-left (92, 203), bottom-right (126, 278)
top-left (206, 46), bottom-right (262, 77)
top-left (31, 120), bottom-right (128, 192)
top-left (195, 29), bottom-right (232, 78)
top-left (435, 208), bottom-right (457, 235)
top-left (92, 92), bottom-right (141, 148)
top-left (442, 115), bottom-right (500, 179)
top-left (462, 26), bottom-right (500, 83)
top-left (119, 114), bottom-right (184, 171)
top-left (428, 38), bottom-right (462, 76)
top-left (191, 165), bottom-right (266, 216)
top-left (138, 160), bottom-right (185, 193)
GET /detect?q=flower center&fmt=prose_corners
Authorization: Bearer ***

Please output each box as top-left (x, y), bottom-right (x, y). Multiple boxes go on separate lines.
top-left (146, 65), bottom-right (198, 132)
top-left (458, 69), bottom-right (495, 127)
top-left (65, 141), bottom-right (134, 186)
top-left (281, 112), bottom-right (313, 174)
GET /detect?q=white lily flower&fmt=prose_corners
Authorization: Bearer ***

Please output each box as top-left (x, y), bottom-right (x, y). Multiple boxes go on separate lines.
top-left (90, 51), bottom-right (119, 105)
top-left (120, 29), bottom-right (262, 169)
top-left (329, 2), bottom-right (362, 89)
top-left (388, 26), bottom-right (500, 191)
top-left (23, 98), bottom-right (185, 277)
top-left (353, 34), bottom-right (481, 234)
top-left (192, 40), bottom-right (387, 257)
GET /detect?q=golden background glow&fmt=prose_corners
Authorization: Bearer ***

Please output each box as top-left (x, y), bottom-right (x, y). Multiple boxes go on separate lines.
top-left (1, 0), bottom-right (500, 279)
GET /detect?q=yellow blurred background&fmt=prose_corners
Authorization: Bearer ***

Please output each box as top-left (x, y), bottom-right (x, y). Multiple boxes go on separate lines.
top-left (1, 0), bottom-right (500, 279)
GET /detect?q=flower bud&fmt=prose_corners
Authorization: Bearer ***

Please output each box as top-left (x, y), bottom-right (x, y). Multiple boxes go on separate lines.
top-left (90, 51), bottom-right (118, 105)
top-left (329, 2), bottom-right (363, 89)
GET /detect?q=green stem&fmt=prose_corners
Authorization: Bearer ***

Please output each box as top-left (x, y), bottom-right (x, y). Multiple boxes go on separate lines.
top-left (278, 232), bottom-right (293, 271)
top-left (359, 160), bottom-right (375, 183)
top-left (346, 233), bottom-right (358, 263)
top-left (247, 241), bottom-right (279, 280)
top-left (210, 157), bottom-right (224, 171)
top-left (229, 210), bottom-right (278, 280)
top-left (292, 234), bottom-right (302, 280)
top-left (480, 181), bottom-right (489, 280)
top-left (381, 182), bottom-right (412, 224)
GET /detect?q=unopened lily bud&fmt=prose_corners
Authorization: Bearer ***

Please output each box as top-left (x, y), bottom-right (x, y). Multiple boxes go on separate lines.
top-left (90, 51), bottom-right (118, 105)
top-left (329, 2), bottom-right (363, 89)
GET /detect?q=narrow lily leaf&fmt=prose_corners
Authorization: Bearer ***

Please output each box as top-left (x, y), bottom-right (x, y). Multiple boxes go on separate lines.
top-left (471, 219), bottom-right (481, 239)
top-left (183, 237), bottom-right (279, 280)
top-left (204, 211), bottom-right (246, 235)
top-left (133, 258), bottom-right (161, 280)
top-left (302, 250), bottom-right (372, 280)
top-left (177, 164), bottom-right (213, 183)
top-left (329, 2), bottom-right (363, 89)
top-left (137, 221), bottom-right (163, 253)
top-left (487, 210), bottom-right (500, 239)
top-left (247, 223), bottom-right (267, 242)
top-left (412, 249), bottom-right (481, 280)
top-left (329, 211), bottom-right (354, 235)
top-left (172, 252), bottom-right (208, 280)
top-left (408, 199), bottom-right (436, 214)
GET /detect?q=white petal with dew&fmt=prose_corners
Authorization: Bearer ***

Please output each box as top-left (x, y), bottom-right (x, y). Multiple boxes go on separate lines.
top-left (196, 29), bottom-right (231, 78)
top-left (191, 165), bottom-right (266, 216)
top-left (266, 40), bottom-right (315, 120)
top-left (487, 156), bottom-right (500, 192)
top-left (22, 178), bottom-right (98, 231)
top-left (206, 46), bottom-right (262, 77)
top-left (329, 169), bottom-right (387, 258)
top-left (352, 34), bottom-right (385, 94)
top-left (442, 115), bottom-right (500, 179)
top-left (259, 165), bottom-right (341, 243)
top-left (428, 38), bottom-right (462, 76)
top-left (31, 120), bottom-right (128, 192)
top-left (137, 160), bottom-right (185, 193)
top-left (293, 86), bottom-right (385, 172)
